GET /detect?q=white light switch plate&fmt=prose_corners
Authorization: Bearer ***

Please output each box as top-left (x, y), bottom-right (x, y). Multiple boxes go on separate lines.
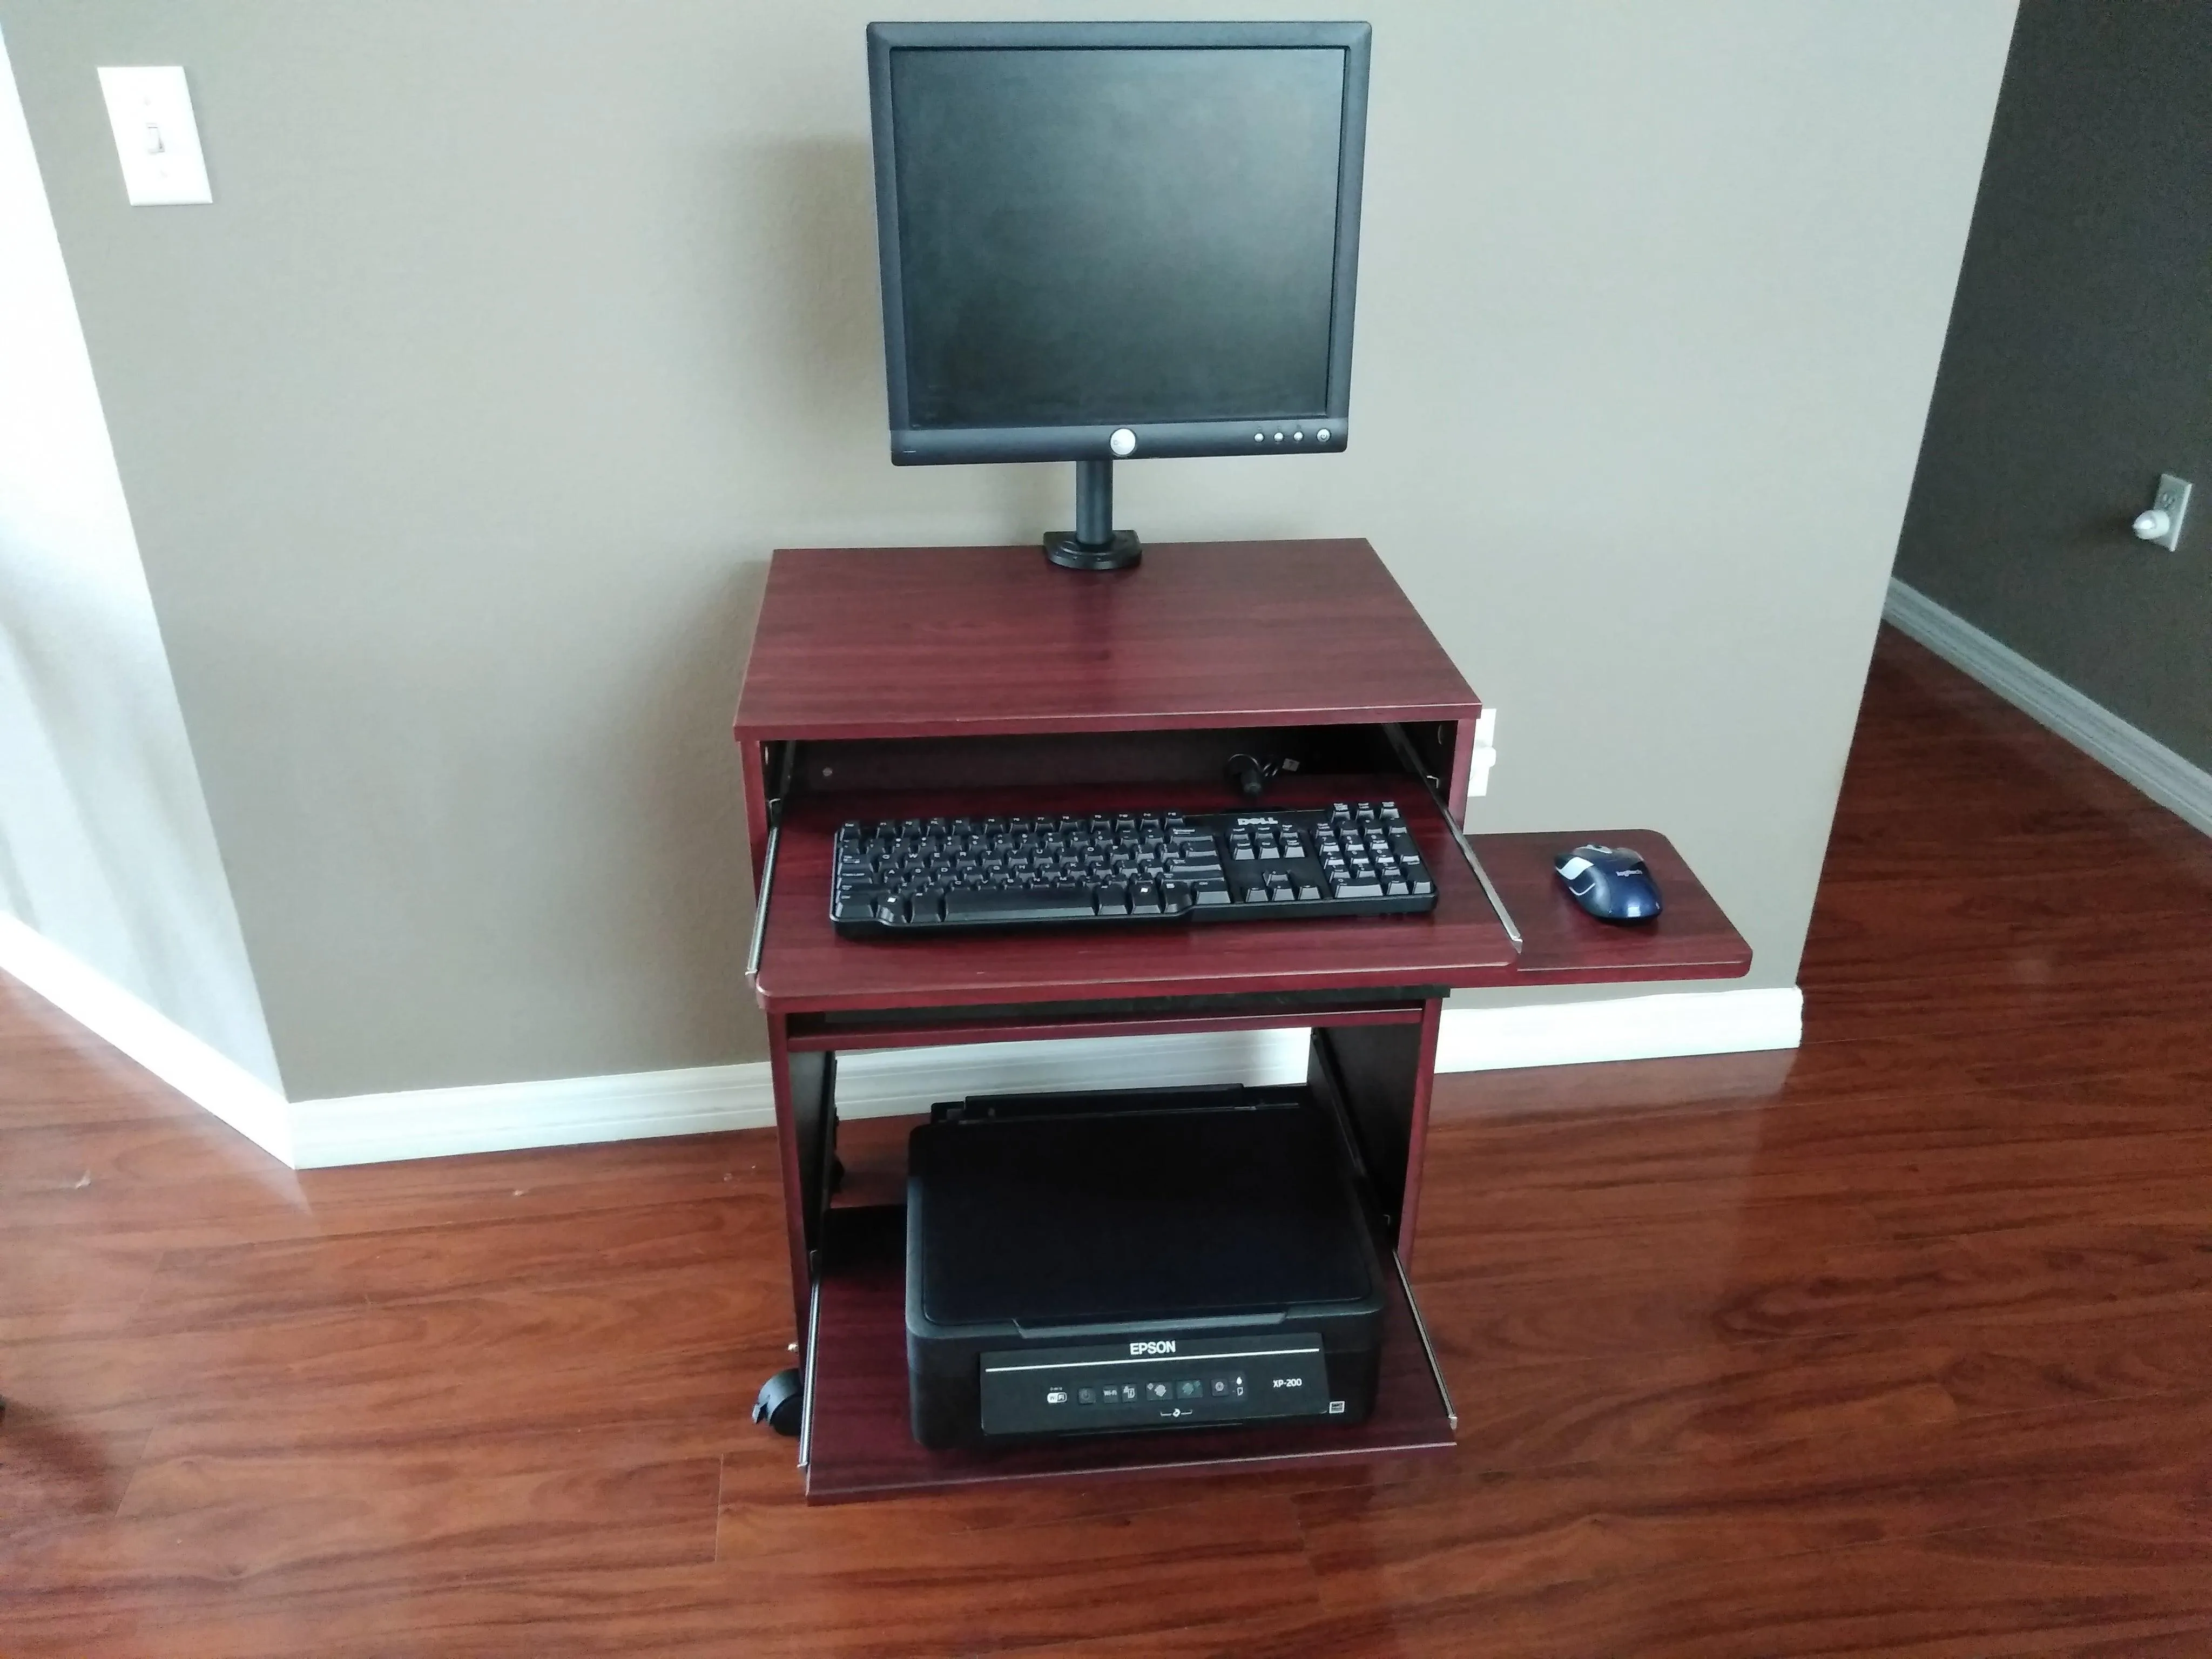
top-left (97, 66), bottom-right (212, 205)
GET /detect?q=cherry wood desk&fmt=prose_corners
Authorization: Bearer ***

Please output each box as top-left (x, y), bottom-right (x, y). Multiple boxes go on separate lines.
top-left (734, 539), bottom-right (1749, 1501)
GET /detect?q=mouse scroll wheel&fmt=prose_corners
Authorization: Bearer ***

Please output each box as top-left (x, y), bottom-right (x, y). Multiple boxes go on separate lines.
top-left (1557, 856), bottom-right (1594, 880)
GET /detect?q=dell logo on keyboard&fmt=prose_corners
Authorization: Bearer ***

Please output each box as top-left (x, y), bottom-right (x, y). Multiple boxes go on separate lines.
top-left (1130, 1339), bottom-right (1176, 1355)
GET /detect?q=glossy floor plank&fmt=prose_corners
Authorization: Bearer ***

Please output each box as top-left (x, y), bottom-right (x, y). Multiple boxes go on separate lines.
top-left (5, 625), bottom-right (2212, 1656)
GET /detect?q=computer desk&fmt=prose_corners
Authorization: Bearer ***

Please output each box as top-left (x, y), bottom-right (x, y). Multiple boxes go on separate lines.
top-left (734, 538), bottom-right (1750, 1501)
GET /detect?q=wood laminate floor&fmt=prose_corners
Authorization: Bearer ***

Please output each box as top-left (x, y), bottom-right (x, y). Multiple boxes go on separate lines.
top-left (4, 626), bottom-right (2211, 1657)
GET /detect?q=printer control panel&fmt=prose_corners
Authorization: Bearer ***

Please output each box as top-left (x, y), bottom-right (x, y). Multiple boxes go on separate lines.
top-left (979, 1332), bottom-right (1338, 1438)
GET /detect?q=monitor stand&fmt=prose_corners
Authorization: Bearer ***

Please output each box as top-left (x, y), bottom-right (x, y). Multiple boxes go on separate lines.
top-left (1044, 459), bottom-right (1142, 571)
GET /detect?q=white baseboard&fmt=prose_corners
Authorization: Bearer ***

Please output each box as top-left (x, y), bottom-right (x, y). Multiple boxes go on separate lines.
top-left (288, 988), bottom-right (1796, 1168)
top-left (5, 911), bottom-right (1801, 1170)
top-left (829, 1027), bottom-right (1312, 1118)
top-left (0, 912), bottom-right (293, 1162)
top-left (287, 1061), bottom-right (775, 1170)
top-left (1886, 578), bottom-right (2212, 837)
top-left (1435, 986), bottom-right (1802, 1073)
top-left (286, 1027), bottom-right (1314, 1170)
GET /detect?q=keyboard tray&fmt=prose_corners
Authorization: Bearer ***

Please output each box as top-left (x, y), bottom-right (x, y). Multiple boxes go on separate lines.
top-left (751, 774), bottom-right (1519, 1015)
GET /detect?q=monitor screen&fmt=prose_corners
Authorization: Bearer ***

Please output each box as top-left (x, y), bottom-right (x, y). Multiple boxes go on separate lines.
top-left (868, 23), bottom-right (1369, 464)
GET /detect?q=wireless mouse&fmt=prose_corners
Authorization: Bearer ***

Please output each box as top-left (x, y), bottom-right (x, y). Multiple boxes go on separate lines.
top-left (1554, 844), bottom-right (1662, 923)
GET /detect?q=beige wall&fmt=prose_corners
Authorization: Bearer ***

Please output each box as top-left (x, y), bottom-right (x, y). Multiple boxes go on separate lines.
top-left (0, 22), bottom-right (279, 1087)
top-left (1, 1), bottom-right (2017, 1099)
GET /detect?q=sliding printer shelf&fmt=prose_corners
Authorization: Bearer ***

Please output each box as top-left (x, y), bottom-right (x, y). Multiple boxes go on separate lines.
top-left (733, 539), bottom-right (1751, 1502)
top-left (799, 1204), bottom-right (1457, 1503)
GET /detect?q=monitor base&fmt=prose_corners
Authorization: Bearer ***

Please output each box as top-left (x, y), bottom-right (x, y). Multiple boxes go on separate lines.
top-left (1043, 530), bottom-right (1143, 571)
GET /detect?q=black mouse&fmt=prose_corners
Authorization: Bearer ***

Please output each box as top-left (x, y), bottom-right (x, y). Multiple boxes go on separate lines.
top-left (1554, 844), bottom-right (1662, 923)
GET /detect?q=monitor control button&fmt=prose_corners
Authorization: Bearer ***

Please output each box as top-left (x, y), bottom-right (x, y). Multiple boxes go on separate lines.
top-left (1109, 427), bottom-right (1137, 456)
top-left (1273, 431), bottom-right (1285, 442)
top-left (1318, 427), bottom-right (1331, 442)
top-left (1292, 429), bottom-right (1304, 441)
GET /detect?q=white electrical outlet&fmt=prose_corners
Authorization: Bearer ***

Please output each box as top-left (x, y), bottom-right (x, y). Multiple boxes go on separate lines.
top-left (2133, 473), bottom-right (2191, 551)
top-left (97, 66), bottom-right (212, 205)
top-left (1467, 707), bottom-right (1498, 798)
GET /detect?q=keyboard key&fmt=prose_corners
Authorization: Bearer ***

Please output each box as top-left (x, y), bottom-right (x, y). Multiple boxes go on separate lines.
top-left (1195, 883), bottom-right (1232, 906)
top-left (943, 887), bottom-right (1096, 925)
top-left (832, 889), bottom-right (885, 923)
top-left (1131, 881), bottom-right (1163, 915)
top-left (1096, 883), bottom-right (1130, 915)
top-left (1329, 877), bottom-right (1384, 899)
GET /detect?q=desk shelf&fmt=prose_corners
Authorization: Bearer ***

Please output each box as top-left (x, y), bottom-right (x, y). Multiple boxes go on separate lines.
top-left (1471, 830), bottom-right (1755, 983)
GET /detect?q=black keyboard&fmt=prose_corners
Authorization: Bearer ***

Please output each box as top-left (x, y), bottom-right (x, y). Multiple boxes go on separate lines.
top-left (831, 800), bottom-right (1437, 935)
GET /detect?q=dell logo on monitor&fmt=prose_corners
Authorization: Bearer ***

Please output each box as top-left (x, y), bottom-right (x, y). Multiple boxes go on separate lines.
top-left (1130, 1339), bottom-right (1176, 1356)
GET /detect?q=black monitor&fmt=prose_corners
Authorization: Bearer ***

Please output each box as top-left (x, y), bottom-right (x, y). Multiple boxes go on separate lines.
top-left (866, 21), bottom-right (1371, 570)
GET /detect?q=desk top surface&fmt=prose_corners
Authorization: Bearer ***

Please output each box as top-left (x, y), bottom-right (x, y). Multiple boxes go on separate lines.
top-left (734, 539), bottom-right (1479, 741)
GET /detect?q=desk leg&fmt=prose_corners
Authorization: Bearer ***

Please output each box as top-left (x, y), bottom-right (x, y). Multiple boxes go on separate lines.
top-left (1311, 999), bottom-right (1443, 1269)
top-left (766, 1016), bottom-right (834, 1347)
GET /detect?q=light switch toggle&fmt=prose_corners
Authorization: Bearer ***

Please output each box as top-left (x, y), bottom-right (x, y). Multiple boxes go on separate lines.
top-left (97, 66), bottom-right (212, 205)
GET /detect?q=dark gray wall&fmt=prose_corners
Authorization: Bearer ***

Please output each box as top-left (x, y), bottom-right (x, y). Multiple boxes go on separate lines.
top-left (3, 2), bottom-right (2015, 1100)
top-left (1895, 1), bottom-right (2212, 772)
